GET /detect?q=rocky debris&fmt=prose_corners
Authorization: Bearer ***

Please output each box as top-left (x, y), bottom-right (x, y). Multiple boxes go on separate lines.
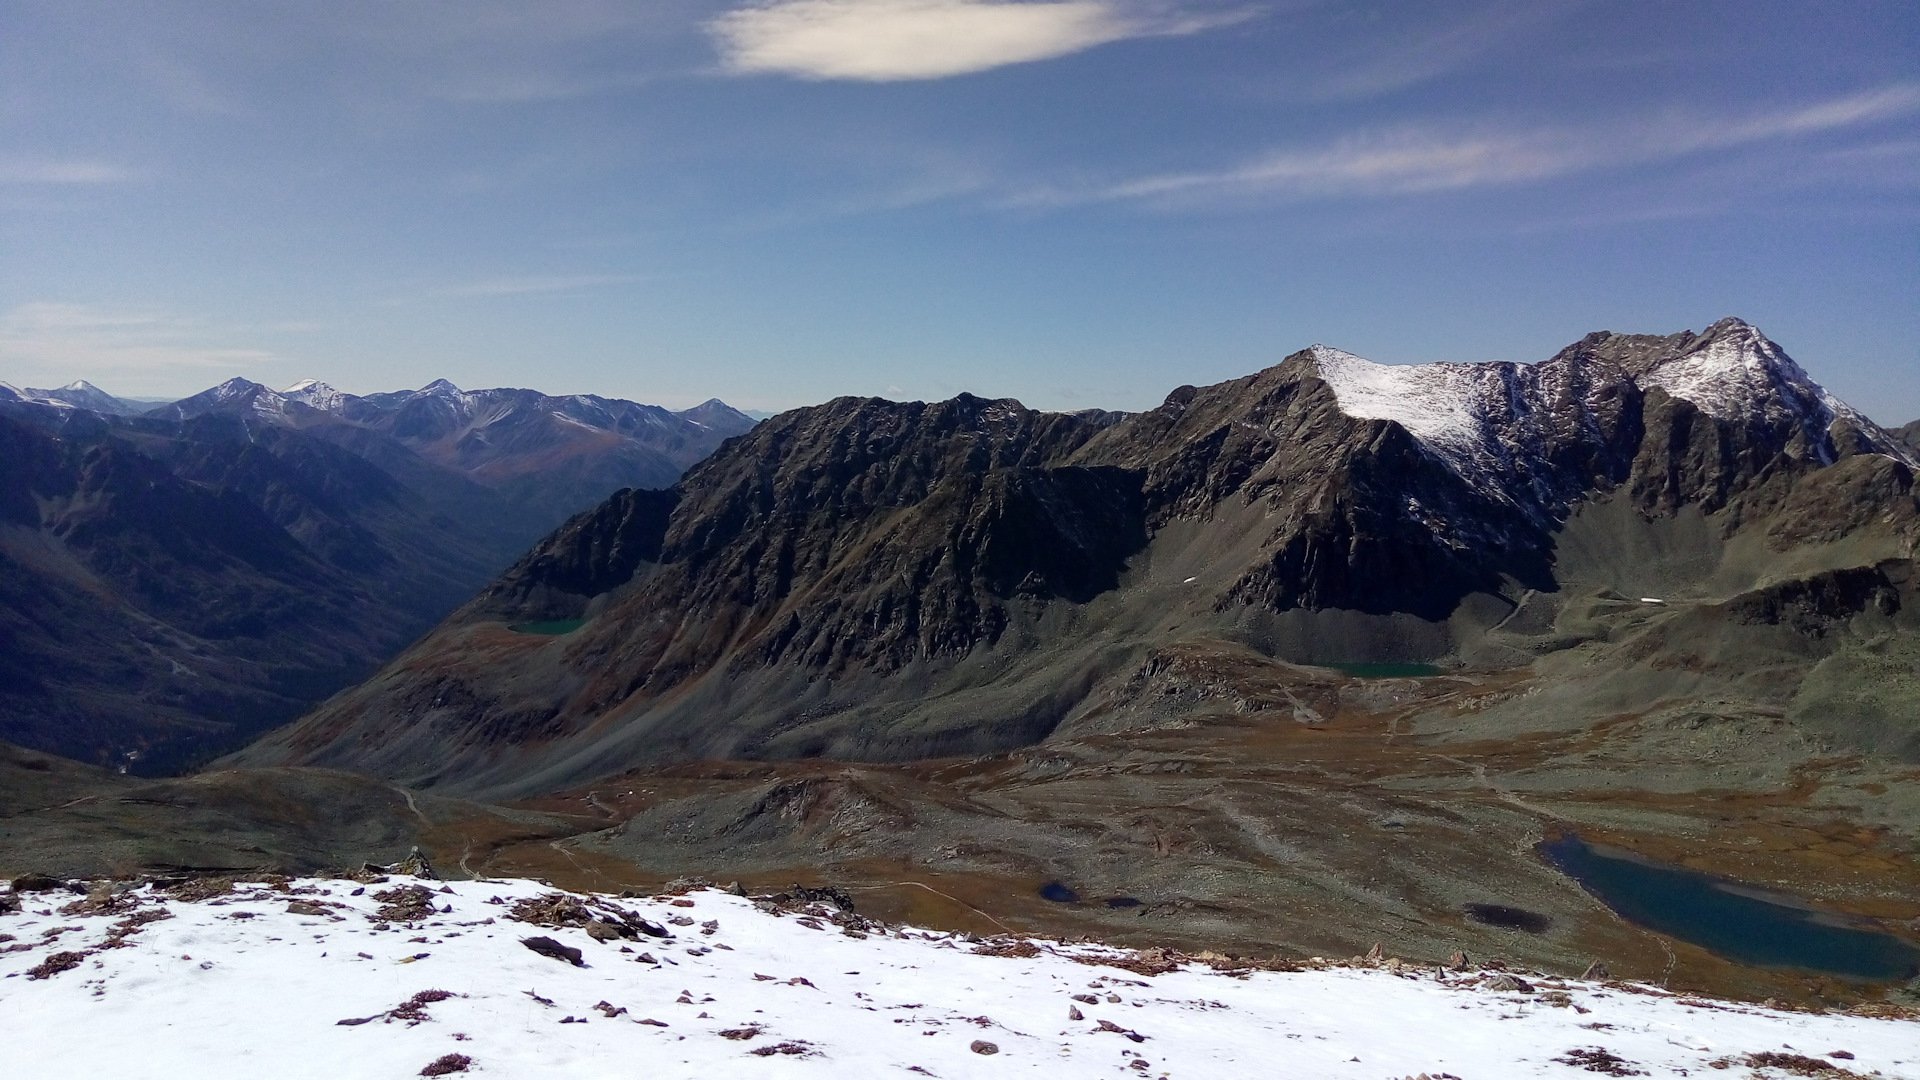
top-left (1847, 1000), bottom-right (1920, 1020)
top-left (418, 1052), bottom-right (472, 1076)
top-left (1095, 1019), bottom-right (1148, 1042)
top-left (26, 950), bottom-right (88, 979)
top-left (388, 989), bottom-right (456, 1025)
top-left (972, 938), bottom-right (1041, 959)
top-left (519, 936), bottom-right (583, 966)
top-left (757, 884), bottom-right (857, 913)
top-left (1554, 1046), bottom-right (1646, 1075)
top-left (1481, 973), bottom-right (1533, 993)
top-left (11, 873), bottom-right (75, 894)
top-left (164, 877), bottom-right (235, 902)
top-left (1729, 1050), bottom-right (1869, 1077)
top-left (59, 885), bottom-right (141, 918)
top-left (507, 891), bottom-right (668, 939)
top-left (1064, 944), bottom-right (1296, 978)
top-left (100, 908), bottom-right (172, 949)
top-left (392, 847), bottom-right (438, 881)
top-left (372, 884), bottom-right (440, 924)
top-left (749, 1041), bottom-right (819, 1057)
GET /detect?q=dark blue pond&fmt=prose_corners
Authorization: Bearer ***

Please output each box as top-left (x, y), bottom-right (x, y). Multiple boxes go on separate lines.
top-left (1038, 881), bottom-right (1081, 904)
top-left (1541, 833), bottom-right (1920, 982)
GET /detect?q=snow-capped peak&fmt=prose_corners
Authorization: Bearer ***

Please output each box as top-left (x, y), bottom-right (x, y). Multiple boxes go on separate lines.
top-left (1638, 318), bottom-right (1814, 424)
top-left (212, 376), bottom-right (266, 399)
top-left (280, 378), bottom-right (350, 412)
top-left (1639, 318), bottom-right (1909, 467)
top-left (419, 378), bottom-right (463, 395)
top-left (61, 379), bottom-right (100, 392)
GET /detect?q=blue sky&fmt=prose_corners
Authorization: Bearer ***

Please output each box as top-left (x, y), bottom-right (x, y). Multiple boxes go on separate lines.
top-left (2, 0), bottom-right (1916, 421)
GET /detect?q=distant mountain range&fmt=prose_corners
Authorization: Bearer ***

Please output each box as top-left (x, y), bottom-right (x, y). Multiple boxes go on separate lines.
top-left (232, 318), bottom-right (1920, 796)
top-left (0, 376), bottom-right (756, 771)
top-left (0, 379), bottom-right (163, 415)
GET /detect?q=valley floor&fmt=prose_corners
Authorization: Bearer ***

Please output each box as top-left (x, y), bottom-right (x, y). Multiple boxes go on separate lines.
top-left (3, 874), bottom-right (1915, 1079)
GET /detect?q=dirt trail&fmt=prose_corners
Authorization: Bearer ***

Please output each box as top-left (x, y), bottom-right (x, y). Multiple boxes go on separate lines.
top-left (845, 881), bottom-right (1013, 933)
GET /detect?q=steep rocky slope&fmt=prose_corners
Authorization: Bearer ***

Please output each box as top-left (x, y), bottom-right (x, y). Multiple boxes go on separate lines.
top-left (240, 319), bottom-right (1919, 797)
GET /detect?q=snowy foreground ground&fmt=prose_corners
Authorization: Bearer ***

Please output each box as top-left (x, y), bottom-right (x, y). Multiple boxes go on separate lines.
top-left (3, 875), bottom-right (1915, 1079)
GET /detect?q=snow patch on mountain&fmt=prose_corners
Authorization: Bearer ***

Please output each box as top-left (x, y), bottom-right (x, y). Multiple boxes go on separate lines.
top-left (1309, 345), bottom-right (1503, 467)
top-left (3, 874), bottom-right (1914, 1080)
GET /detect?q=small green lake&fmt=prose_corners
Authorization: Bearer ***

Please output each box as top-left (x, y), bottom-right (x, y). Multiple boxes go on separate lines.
top-left (507, 619), bottom-right (585, 636)
top-left (1318, 662), bottom-right (1445, 678)
top-left (1542, 833), bottom-right (1920, 982)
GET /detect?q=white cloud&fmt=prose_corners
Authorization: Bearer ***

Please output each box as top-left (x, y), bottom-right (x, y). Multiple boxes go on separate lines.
top-left (0, 303), bottom-right (276, 386)
top-left (1027, 83), bottom-right (1920, 206)
top-left (709, 0), bottom-right (1248, 81)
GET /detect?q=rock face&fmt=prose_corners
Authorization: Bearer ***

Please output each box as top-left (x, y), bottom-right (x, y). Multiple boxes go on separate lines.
top-left (0, 380), bottom-right (755, 771)
top-left (239, 319), bottom-right (1920, 795)
top-left (1897, 419), bottom-right (1920, 457)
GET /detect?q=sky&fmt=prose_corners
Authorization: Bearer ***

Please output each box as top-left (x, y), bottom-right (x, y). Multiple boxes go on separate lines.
top-left (1, 0), bottom-right (1916, 421)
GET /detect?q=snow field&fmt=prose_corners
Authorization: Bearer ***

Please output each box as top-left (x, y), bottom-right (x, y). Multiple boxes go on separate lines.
top-left (2, 875), bottom-right (1915, 1079)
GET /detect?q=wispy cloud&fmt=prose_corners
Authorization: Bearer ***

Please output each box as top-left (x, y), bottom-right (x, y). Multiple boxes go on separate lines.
top-left (1304, 2), bottom-right (1579, 102)
top-left (1020, 83), bottom-right (1920, 206)
top-left (709, 0), bottom-right (1251, 82)
top-left (0, 159), bottom-right (142, 185)
top-left (0, 303), bottom-right (277, 383)
top-left (430, 274), bottom-right (645, 298)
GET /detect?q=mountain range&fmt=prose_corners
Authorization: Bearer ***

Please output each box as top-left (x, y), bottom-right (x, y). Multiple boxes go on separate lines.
top-left (0, 377), bottom-right (755, 771)
top-left (234, 318), bottom-right (1919, 797)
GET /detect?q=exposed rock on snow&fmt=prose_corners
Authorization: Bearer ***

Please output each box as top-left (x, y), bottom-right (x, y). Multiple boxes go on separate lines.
top-left (2, 875), bottom-right (1915, 1078)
